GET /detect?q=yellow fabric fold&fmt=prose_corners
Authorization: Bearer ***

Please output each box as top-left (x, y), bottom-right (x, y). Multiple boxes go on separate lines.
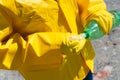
top-left (2, 34), bottom-right (26, 69)
top-left (0, 12), bottom-right (12, 41)
top-left (3, 42), bottom-right (18, 69)
top-left (58, 0), bottom-right (78, 33)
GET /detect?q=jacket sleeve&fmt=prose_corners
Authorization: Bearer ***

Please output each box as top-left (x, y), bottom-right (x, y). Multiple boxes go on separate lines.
top-left (86, 0), bottom-right (113, 34)
top-left (77, 0), bottom-right (113, 34)
top-left (0, 32), bottom-right (75, 70)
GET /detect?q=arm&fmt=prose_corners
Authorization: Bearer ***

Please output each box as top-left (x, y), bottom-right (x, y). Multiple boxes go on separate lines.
top-left (83, 10), bottom-right (120, 40)
top-left (0, 31), bottom-right (85, 69)
top-left (77, 0), bottom-right (120, 40)
top-left (86, 0), bottom-right (113, 34)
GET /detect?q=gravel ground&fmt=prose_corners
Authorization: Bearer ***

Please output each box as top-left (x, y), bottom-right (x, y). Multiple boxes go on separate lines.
top-left (93, 0), bottom-right (120, 80)
top-left (0, 0), bottom-right (120, 80)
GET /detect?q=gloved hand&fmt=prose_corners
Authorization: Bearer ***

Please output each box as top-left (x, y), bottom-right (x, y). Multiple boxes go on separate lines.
top-left (61, 33), bottom-right (86, 55)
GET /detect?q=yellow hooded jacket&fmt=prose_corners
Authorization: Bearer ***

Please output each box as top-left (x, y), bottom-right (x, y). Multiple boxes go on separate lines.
top-left (0, 0), bottom-right (113, 80)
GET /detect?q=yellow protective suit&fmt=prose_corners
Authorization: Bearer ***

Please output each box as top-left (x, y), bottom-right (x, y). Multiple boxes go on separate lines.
top-left (0, 0), bottom-right (113, 80)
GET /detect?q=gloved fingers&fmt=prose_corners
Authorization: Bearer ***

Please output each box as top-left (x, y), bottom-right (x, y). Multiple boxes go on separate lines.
top-left (64, 38), bottom-right (86, 54)
top-left (68, 38), bottom-right (86, 48)
top-left (67, 40), bottom-right (79, 48)
top-left (71, 41), bottom-right (85, 55)
top-left (61, 33), bottom-right (86, 55)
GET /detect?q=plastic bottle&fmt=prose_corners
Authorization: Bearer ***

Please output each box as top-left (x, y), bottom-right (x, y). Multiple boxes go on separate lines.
top-left (83, 20), bottom-right (104, 39)
top-left (83, 10), bottom-right (120, 40)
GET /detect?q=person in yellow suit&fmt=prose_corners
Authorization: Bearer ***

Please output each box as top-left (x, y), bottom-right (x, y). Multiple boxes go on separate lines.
top-left (0, 0), bottom-right (120, 80)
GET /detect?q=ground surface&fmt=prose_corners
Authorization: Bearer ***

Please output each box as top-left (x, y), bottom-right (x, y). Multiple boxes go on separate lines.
top-left (0, 0), bottom-right (120, 80)
top-left (93, 0), bottom-right (120, 80)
